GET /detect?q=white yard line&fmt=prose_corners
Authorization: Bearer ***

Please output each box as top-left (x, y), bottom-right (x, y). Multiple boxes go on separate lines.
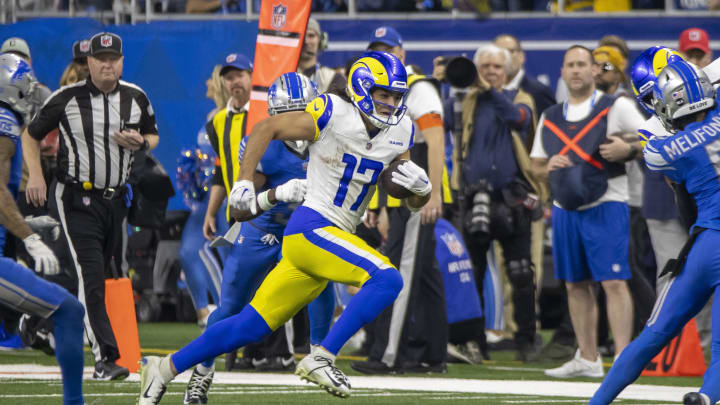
top-left (0, 364), bottom-right (695, 402)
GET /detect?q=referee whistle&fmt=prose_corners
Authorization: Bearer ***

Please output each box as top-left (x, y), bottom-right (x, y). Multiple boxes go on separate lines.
top-left (82, 181), bottom-right (92, 190)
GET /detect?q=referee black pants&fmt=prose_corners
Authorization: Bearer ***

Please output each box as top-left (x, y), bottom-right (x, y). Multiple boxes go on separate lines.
top-left (368, 207), bottom-right (448, 368)
top-left (48, 180), bottom-right (127, 363)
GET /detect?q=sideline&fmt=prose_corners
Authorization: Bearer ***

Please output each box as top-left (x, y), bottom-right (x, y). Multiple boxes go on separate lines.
top-left (0, 364), bottom-right (693, 402)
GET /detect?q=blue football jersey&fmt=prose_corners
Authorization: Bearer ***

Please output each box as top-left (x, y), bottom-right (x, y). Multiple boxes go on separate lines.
top-left (644, 95), bottom-right (720, 231)
top-left (0, 106), bottom-right (23, 252)
top-left (239, 137), bottom-right (308, 233)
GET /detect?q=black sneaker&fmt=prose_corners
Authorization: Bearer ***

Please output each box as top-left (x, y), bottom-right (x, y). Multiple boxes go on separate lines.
top-left (683, 392), bottom-right (710, 405)
top-left (225, 350), bottom-right (238, 371)
top-left (402, 362), bottom-right (447, 374)
top-left (255, 355), bottom-right (295, 372)
top-left (93, 359), bottom-right (129, 380)
top-left (350, 360), bottom-right (403, 375)
top-left (183, 365), bottom-right (214, 404)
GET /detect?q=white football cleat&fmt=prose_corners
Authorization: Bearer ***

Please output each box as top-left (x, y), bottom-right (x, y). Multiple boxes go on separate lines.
top-left (544, 349), bottom-right (604, 378)
top-left (295, 347), bottom-right (351, 398)
top-left (138, 356), bottom-right (168, 405)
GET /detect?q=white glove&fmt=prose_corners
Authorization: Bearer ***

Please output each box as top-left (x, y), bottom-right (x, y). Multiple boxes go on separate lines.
top-left (23, 233), bottom-right (60, 275)
top-left (274, 179), bottom-right (307, 203)
top-left (229, 180), bottom-right (257, 215)
top-left (391, 161), bottom-right (432, 197)
top-left (25, 215), bottom-right (61, 241)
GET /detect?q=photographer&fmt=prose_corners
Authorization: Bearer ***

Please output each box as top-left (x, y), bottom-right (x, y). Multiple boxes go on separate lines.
top-left (449, 44), bottom-right (542, 362)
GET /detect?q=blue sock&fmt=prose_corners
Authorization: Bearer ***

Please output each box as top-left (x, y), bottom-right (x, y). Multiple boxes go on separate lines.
top-left (320, 269), bottom-right (403, 354)
top-left (309, 283), bottom-right (335, 345)
top-left (51, 297), bottom-right (85, 405)
top-left (172, 305), bottom-right (272, 373)
top-left (589, 329), bottom-right (671, 405)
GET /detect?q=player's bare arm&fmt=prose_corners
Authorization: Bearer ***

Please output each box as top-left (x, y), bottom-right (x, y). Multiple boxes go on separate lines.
top-left (22, 128), bottom-right (47, 207)
top-left (0, 136), bottom-right (33, 239)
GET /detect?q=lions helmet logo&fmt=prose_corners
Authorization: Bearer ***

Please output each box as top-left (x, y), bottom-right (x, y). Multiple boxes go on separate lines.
top-left (100, 35), bottom-right (112, 47)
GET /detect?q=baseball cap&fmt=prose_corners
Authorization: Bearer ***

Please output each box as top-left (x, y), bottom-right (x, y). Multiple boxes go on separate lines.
top-left (89, 32), bottom-right (122, 57)
top-left (73, 39), bottom-right (91, 61)
top-left (679, 27), bottom-right (710, 54)
top-left (1, 37), bottom-right (31, 60)
top-left (368, 26), bottom-right (403, 49)
top-left (220, 53), bottom-right (253, 76)
top-left (593, 45), bottom-right (627, 72)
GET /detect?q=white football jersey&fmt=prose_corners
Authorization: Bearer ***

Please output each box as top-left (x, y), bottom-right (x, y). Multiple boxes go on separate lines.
top-left (303, 94), bottom-right (414, 233)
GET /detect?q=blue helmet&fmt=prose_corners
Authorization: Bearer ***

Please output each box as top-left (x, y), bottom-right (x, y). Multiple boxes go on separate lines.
top-left (346, 51), bottom-right (408, 130)
top-left (630, 46), bottom-right (684, 115)
top-left (267, 72), bottom-right (318, 116)
top-left (267, 72), bottom-right (319, 154)
top-left (653, 60), bottom-right (715, 132)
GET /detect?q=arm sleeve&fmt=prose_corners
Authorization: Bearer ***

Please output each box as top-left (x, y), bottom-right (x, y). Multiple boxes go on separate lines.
top-left (206, 119), bottom-right (224, 186)
top-left (406, 81), bottom-right (443, 122)
top-left (27, 91), bottom-right (65, 141)
top-left (488, 88), bottom-right (530, 130)
top-left (529, 114), bottom-right (548, 159)
top-left (609, 97), bottom-right (645, 135)
top-left (136, 93), bottom-right (159, 136)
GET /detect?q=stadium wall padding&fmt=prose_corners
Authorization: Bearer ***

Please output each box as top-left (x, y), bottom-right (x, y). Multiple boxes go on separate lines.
top-left (1, 16), bottom-right (717, 210)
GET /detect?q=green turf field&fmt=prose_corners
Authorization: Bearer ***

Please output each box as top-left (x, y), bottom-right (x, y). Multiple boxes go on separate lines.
top-left (0, 322), bottom-right (704, 404)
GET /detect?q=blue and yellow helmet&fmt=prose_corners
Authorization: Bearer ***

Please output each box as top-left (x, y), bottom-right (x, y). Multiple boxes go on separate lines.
top-left (347, 51), bottom-right (408, 129)
top-left (630, 46), bottom-right (684, 115)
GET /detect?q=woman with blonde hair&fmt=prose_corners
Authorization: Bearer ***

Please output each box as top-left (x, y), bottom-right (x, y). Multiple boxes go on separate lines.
top-left (177, 65), bottom-right (232, 327)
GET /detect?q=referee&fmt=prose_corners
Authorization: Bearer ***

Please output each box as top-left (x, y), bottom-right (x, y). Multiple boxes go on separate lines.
top-left (22, 32), bottom-right (159, 380)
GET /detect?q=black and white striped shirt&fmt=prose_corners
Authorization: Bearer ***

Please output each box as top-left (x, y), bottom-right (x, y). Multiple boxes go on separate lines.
top-left (28, 79), bottom-right (158, 189)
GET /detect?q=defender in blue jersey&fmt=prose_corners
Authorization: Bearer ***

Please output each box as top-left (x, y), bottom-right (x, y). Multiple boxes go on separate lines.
top-left (590, 60), bottom-right (720, 405)
top-left (0, 53), bottom-right (86, 405)
top-left (179, 72), bottom-right (336, 404)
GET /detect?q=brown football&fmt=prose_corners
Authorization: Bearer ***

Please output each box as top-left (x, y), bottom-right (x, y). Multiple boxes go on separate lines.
top-left (379, 159), bottom-right (414, 199)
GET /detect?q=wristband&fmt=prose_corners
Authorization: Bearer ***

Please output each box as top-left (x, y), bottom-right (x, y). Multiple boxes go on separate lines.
top-left (140, 139), bottom-right (150, 151)
top-left (257, 190), bottom-right (276, 211)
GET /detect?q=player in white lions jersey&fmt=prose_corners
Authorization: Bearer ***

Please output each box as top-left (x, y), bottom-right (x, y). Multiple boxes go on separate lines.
top-left (138, 51), bottom-right (431, 404)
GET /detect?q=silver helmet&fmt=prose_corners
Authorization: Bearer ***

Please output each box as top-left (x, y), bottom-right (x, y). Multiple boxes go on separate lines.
top-left (0, 52), bottom-right (38, 124)
top-left (267, 72), bottom-right (319, 116)
top-left (268, 72), bottom-right (318, 154)
top-left (652, 60), bottom-right (715, 132)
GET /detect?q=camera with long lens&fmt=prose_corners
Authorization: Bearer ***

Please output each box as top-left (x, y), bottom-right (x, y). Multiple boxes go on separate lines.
top-left (445, 56), bottom-right (479, 89)
top-left (464, 180), bottom-right (492, 236)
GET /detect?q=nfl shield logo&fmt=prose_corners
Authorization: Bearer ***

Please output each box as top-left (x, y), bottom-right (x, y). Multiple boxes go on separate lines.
top-left (100, 35), bottom-right (112, 47)
top-left (375, 27), bottom-right (387, 37)
top-left (79, 40), bottom-right (90, 53)
top-left (82, 196), bottom-right (91, 206)
top-left (440, 233), bottom-right (465, 257)
top-left (672, 90), bottom-right (685, 105)
top-left (272, 4), bottom-right (287, 29)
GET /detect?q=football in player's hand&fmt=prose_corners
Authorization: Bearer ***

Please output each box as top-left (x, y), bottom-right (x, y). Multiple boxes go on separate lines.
top-left (379, 159), bottom-right (415, 199)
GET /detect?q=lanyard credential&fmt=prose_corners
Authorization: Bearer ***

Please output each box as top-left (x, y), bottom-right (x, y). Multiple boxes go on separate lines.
top-left (563, 90), bottom-right (597, 121)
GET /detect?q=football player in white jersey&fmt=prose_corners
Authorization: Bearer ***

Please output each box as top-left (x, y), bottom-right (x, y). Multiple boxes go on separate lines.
top-left (138, 51), bottom-right (431, 404)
